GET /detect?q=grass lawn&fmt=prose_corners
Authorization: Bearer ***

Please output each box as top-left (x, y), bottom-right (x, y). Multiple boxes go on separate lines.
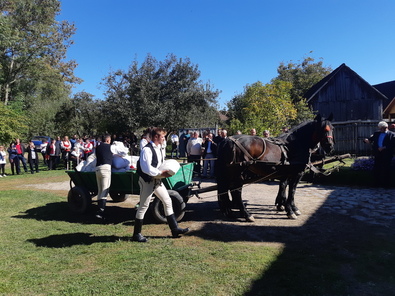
top-left (0, 168), bottom-right (279, 296)
top-left (0, 162), bottom-right (394, 295)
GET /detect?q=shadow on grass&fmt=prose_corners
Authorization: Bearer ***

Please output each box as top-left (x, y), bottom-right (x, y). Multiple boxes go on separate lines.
top-left (187, 188), bottom-right (395, 296)
top-left (27, 232), bottom-right (130, 248)
top-left (12, 201), bottom-right (136, 225)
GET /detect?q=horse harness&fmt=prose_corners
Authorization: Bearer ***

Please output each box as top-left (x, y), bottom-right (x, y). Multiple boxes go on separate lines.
top-left (228, 136), bottom-right (329, 176)
top-left (228, 136), bottom-right (289, 167)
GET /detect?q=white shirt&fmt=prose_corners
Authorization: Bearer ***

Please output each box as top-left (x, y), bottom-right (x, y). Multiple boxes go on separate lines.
top-left (0, 151), bottom-right (6, 164)
top-left (171, 134), bottom-right (179, 143)
top-left (140, 142), bottom-right (165, 177)
top-left (139, 138), bottom-right (148, 151)
top-left (187, 137), bottom-right (203, 155)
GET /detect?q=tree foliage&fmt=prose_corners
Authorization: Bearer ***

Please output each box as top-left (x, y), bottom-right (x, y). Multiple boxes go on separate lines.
top-left (227, 56), bottom-right (332, 135)
top-left (102, 54), bottom-right (220, 133)
top-left (227, 81), bottom-right (297, 136)
top-left (54, 91), bottom-right (104, 137)
top-left (272, 55), bottom-right (332, 125)
top-left (0, 103), bottom-right (27, 145)
top-left (0, 0), bottom-right (80, 139)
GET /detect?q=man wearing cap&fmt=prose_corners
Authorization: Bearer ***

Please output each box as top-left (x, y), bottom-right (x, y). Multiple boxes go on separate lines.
top-left (364, 121), bottom-right (395, 187)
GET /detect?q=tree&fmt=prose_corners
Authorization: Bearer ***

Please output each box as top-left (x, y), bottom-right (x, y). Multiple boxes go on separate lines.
top-left (0, 103), bottom-right (27, 145)
top-left (227, 81), bottom-right (297, 136)
top-left (272, 55), bottom-right (332, 124)
top-left (0, 0), bottom-right (79, 106)
top-left (103, 54), bottom-right (220, 133)
top-left (54, 91), bottom-right (104, 137)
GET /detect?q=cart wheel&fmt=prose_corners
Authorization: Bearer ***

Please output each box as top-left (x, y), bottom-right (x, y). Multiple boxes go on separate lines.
top-left (109, 192), bottom-right (127, 202)
top-left (67, 186), bottom-right (91, 214)
top-left (150, 190), bottom-right (186, 224)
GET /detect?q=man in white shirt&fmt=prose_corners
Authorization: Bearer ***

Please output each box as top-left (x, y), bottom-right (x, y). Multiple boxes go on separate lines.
top-left (186, 131), bottom-right (203, 177)
top-left (170, 131), bottom-right (179, 159)
top-left (133, 127), bottom-right (189, 242)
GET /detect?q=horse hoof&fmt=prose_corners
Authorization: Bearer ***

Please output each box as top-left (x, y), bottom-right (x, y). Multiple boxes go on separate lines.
top-left (245, 215), bottom-right (255, 222)
top-left (287, 213), bottom-right (297, 219)
top-left (276, 205), bottom-right (285, 212)
top-left (294, 210), bottom-right (302, 216)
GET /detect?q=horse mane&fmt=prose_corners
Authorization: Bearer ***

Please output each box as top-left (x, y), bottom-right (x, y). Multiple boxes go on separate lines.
top-left (276, 120), bottom-right (315, 144)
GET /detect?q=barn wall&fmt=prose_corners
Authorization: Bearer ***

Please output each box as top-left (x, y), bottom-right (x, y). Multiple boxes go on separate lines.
top-left (310, 68), bottom-right (384, 122)
top-left (333, 121), bottom-right (380, 156)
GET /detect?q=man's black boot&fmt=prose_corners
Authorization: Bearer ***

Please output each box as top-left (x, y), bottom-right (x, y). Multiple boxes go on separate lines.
top-left (166, 214), bottom-right (189, 238)
top-left (132, 219), bottom-right (148, 242)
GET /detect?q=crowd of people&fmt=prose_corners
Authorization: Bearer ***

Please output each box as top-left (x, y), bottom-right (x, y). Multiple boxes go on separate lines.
top-left (0, 126), bottom-right (303, 178)
top-left (1, 133), bottom-right (141, 176)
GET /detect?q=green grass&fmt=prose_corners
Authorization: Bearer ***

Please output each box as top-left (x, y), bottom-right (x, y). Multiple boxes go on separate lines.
top-left (1, 167), bottom-right (394, 295)
top-left (0, 173), bottom-right (279, 296)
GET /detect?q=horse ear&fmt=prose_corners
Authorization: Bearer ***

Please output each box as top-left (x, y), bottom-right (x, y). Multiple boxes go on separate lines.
top-left (314, 114), bottom-right (322, 122)
top-left (326, 113), bottom-right (333, 121)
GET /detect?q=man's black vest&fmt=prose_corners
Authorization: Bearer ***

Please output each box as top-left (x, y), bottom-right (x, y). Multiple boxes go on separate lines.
top-left (136, 142), bottom-right (158, 182)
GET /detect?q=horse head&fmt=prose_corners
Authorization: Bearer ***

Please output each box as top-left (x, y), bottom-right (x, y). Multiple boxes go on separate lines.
top-left (313, 113), bottom-right (335, 154)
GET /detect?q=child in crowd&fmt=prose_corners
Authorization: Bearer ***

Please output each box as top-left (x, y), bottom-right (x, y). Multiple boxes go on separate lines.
top-left (26, 140), bottom-right (39, 174)
top-left (0, 145), bottom-right (6, 177)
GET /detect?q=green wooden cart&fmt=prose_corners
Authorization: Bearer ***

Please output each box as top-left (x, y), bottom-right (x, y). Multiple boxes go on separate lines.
top-left (66, 162), bottom-right (196, 223)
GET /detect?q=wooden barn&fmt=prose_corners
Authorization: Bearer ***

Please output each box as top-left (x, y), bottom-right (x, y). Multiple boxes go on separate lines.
top-left (374, 80), bottom-right (395, 120)
top-left (304, 63), bottom-right (395, 155)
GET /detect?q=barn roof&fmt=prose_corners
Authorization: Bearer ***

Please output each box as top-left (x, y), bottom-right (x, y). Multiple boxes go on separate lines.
top-left (304, 63), bottom-right (388, 103)
top-left (376, 81), bottom-right (395, 118)
top-left (373, 80), bottom-right (395, 101)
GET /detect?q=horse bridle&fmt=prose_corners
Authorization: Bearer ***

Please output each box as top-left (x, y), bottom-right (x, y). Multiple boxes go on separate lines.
top-left (312, 121), bottom-right (334, 147)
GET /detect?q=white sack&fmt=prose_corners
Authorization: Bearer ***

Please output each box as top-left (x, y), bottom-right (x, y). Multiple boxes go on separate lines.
top-left (81, 154), bottom-right (96, 172)
top-left (111, 141), bottom-right (129, 156)
top-left (157, 159), bottom-right (180, 177)
top-left (130, 156), bottom-right (139, 169)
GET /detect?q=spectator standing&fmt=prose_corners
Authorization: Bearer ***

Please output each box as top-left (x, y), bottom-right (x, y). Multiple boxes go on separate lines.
top-left (26, 140), bottom-right (39, 174)
top-left (170, 131), bottom-right (179, 158)
top-left (83, 138), bottom-right (93, 159)
top-left (15, 138), bottom-right (28, 173)
top-left (40, 139), bottom-right (48, 166)
top-left (250, 128), bottom-right (257, 136)
top-left (179, 130), bottom-right (190, 157)
top-left (70, 146), bottom-right (82, 169)
top-left (70, 135), bottom-right (78, 148)
top-left (0, 145), bottom-right (6, 177)
top-left (364, 121), bottom-right (395, 187)
top-left (74, 138), bottom-right (85, 159)
top-left (202, 133), bottom-right (217, 179)
top-left (213, 129), bottom-right (223, 144)
top-left (263, 130), bottom-right (270, 137)
top-left (7, 142), bottom-right (19, 175)
top-left (61, 136), bottom-right (72, 169)
top-left (133, 127), bottom-right (189, 242)
top-left (186, 131), bottom-right (203, 177)
top-left (47, 139), bottom-right (58, 170)
top-left (95, 135), bottom-right (114, 221)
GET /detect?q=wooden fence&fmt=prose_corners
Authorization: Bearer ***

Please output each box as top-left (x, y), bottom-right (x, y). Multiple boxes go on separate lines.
top-left (332, 121), bottom-right (380, 156)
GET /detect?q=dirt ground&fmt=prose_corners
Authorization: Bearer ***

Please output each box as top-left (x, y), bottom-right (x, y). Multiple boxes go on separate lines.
top-left (22, 178), bottom-right (395, 240)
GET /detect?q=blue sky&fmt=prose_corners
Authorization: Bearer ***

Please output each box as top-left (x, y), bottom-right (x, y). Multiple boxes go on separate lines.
top-left (59, 0), bottom-right (395, 109)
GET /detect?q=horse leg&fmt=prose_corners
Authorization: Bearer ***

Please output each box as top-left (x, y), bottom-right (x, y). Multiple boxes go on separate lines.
top-left (230, 186), bottom-right (255, 222)
top-left (217, 179), bottom-right (233, 219)
top-left (275, 178), bottom-right (288, 212)
top-left (285, 172), bottom-right (304, 219)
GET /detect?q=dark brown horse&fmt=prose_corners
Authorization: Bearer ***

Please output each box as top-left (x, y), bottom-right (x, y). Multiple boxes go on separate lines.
top-left (216, 114), bottom-right (334, 221)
